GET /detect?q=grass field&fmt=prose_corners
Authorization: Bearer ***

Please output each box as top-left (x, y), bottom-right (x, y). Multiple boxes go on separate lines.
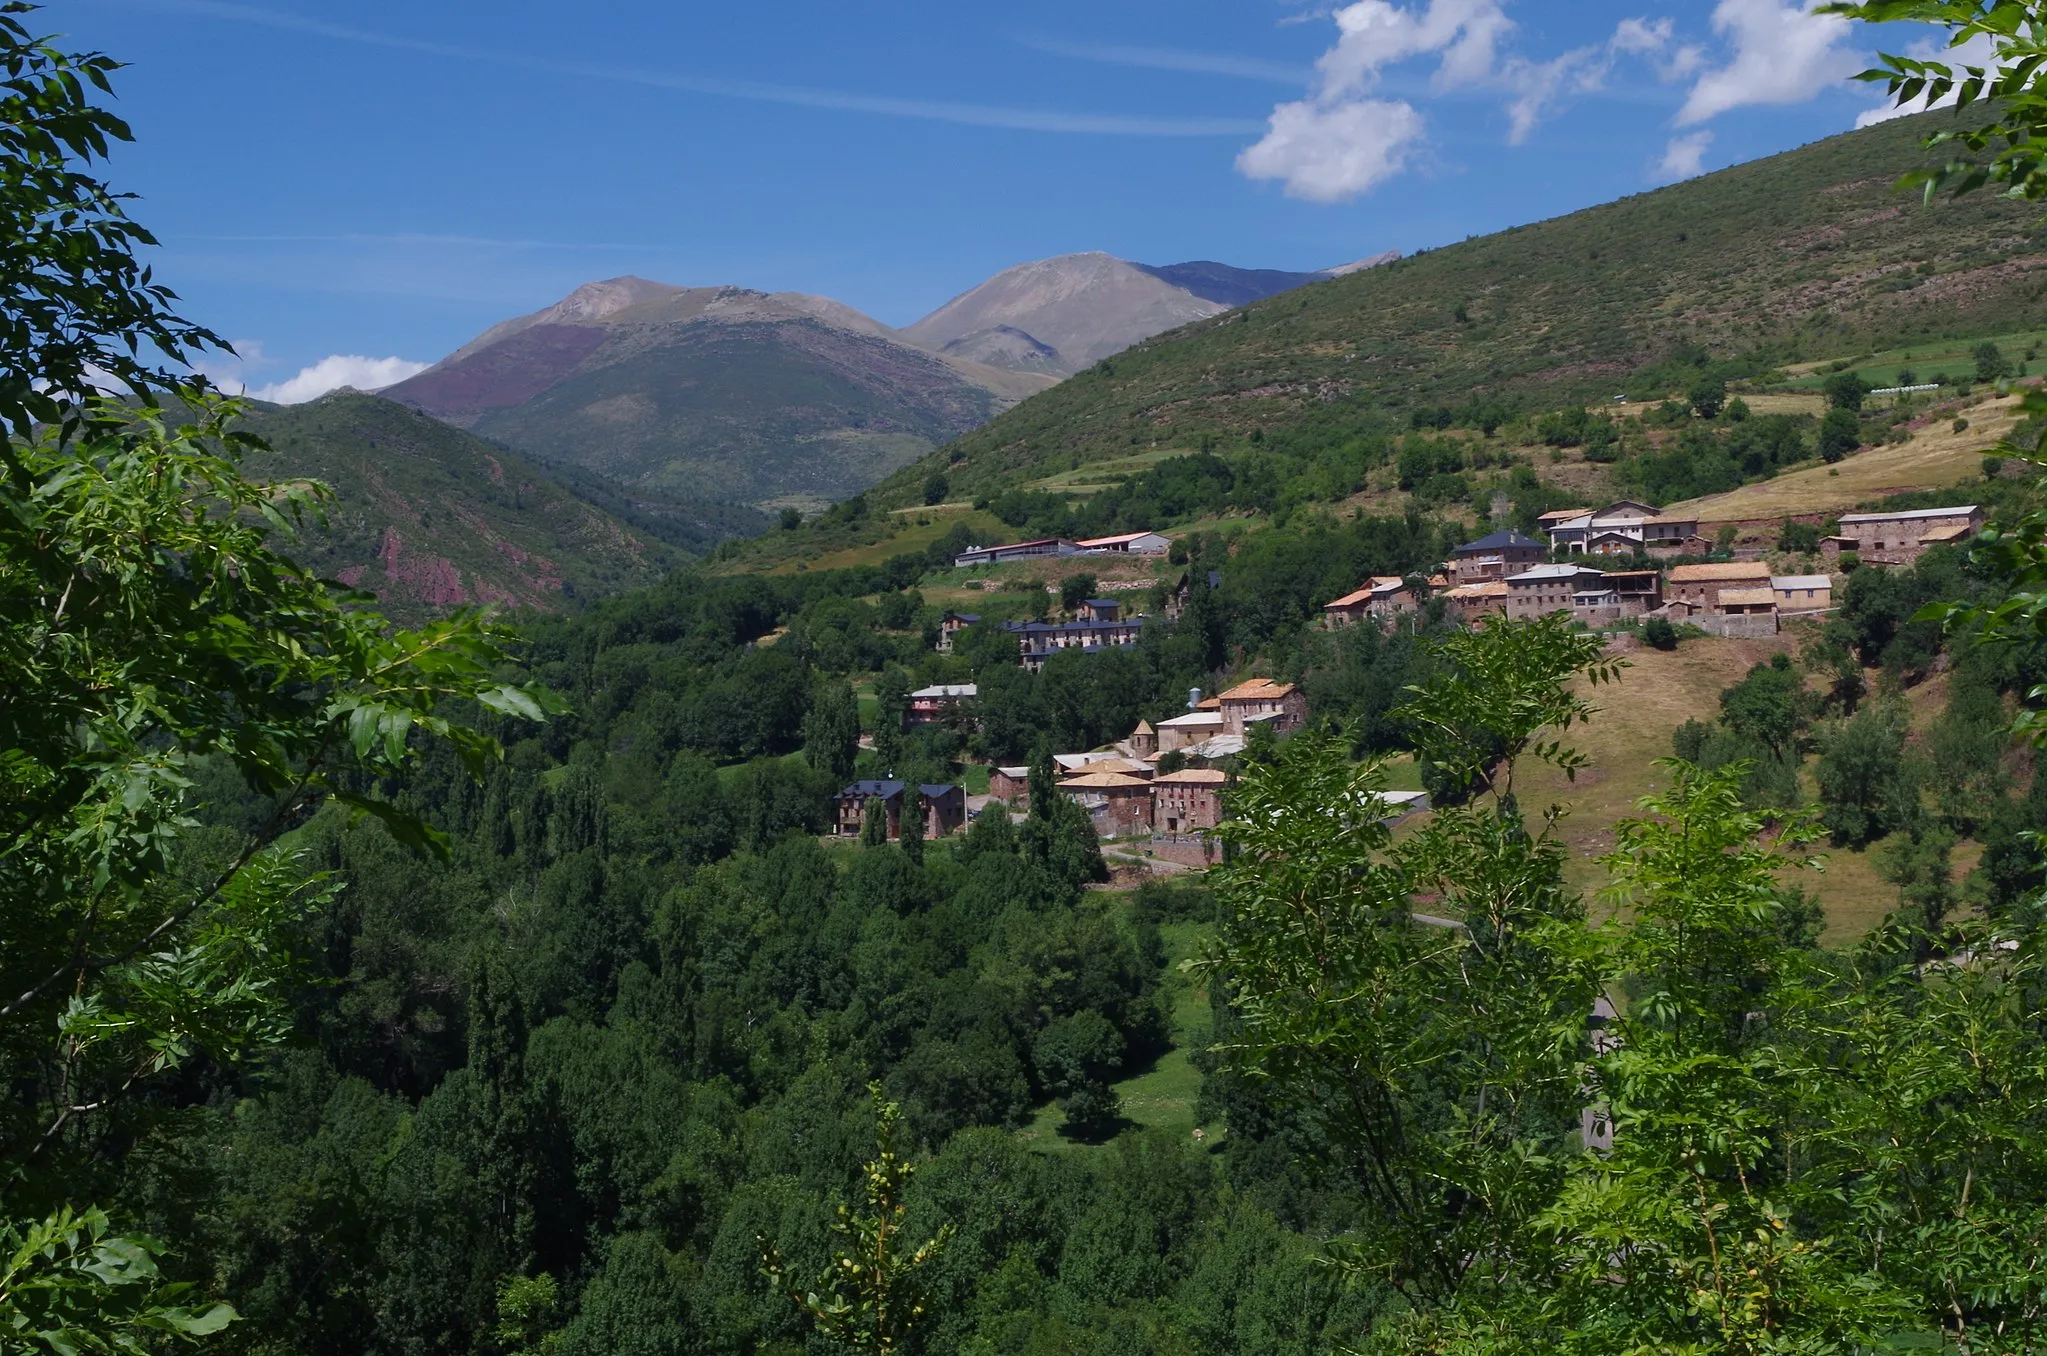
top-left (768, 510), bottom-right (1009, 575)
top-left (1669, 391), bottom-right (2018, 521)
top-left (1780, 326), bottom-right (2047, 390)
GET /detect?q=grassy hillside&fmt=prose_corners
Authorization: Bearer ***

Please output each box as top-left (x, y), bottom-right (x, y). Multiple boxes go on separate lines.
top-left (869, 106), bottom-right (2044, 510)
top-left (241, 393), bottom-right (761, 623)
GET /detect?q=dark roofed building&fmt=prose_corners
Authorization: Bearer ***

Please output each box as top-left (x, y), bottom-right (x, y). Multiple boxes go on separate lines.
top-left (831, 780), bottom-right (966, 840)
top-left (1452, 529), bottom-right (1547, 584)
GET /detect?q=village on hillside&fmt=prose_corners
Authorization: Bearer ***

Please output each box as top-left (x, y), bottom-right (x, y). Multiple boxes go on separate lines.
top-left (826, 496), bottom-right (1983, 854)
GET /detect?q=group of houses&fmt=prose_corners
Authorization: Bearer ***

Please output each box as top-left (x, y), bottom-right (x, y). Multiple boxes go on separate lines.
top-left (987, 678), bottom-right (1316, 840)
top-left (1322, 502), bottom-right (1984, 638)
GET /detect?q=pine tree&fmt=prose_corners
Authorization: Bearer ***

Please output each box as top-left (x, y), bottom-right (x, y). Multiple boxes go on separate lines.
top-left (860, 795), bottom-right (889, 847)
top-left (900, 786), bottom-right (924, 865)
top-left (803, 682), bottom-right (860, 783)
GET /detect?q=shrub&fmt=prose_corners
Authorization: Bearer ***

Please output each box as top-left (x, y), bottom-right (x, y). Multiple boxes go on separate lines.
top-left (1819, 407), bottom-right (1862, 462)
top-left (1643, 616), bottom-right (1679, 650)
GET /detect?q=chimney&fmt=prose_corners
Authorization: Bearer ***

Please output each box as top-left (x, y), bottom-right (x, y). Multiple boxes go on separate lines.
top-left (1188, 687), bottom-right (1202, 710)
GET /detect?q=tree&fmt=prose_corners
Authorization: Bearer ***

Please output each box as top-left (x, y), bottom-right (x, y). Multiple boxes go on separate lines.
top-left (873, 668), bottom-right (911, 770)
top-left (1687, 374), bottom-right (1726, 420)
top-left (761, 1089), bottom-right (952, 1355)
top-left (1819, 406), bottom-right (1862, 462)
top-left (1206, 619), bottom-right (1617, 1309)
top-left (1019, 746), bottom-right (1106, 890)
top-left (899, 786), bottom-right (924, 865)
top-left (1813, 699), bottom-right (1914, 846)
top-left (1975, 340), bottom-right (2015, 381)
top-left (922, 473), bottom-right (949, 506)
top-left (861, 796), bottom-right (890, 847)
top-left (1718, 653), bottom-right (1810, 762)
top-left (780, 507), bottom-right (803, 530)
top-left (1059, 573), bottom-right (1098, 615)
top-left (0, 15), bottom-right (562, 1348)
top-left (1641, 616), bottom-right (1679, 651)
top-left (1032, 1012), bottom-right (1125, 1137)
top-left (804, 683), bottom-right (861, 783)
top-left (1822, 370), bottom-right (1868, 411)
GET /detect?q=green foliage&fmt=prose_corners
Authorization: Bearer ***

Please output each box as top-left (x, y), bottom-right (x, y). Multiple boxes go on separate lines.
top-left (899, 786), bottom-right (924, 866)
top-left (0, 5), bottom-right (220, 443)
top-left (1819, 405), bottom-right (1863, 461)
top-left (921, 473), bottom-right (948, 506)
top-left (1814, 698), bottom-right (1917, 845)
top-left (0, 1207), bottom-right (234, 1354)
top-left (860, 796), bottom-right (888, 847)
top-left (761, 1089), bottom-right (953, 1355)
top-left (1687, 374), bottom-right (1726, 419)
top-left (1059, 573), bottom-right (1097, 614)
top-left (804, 683), bottom-right (861, 783)
top-left (1823, 369), bottom-right (1870, 411)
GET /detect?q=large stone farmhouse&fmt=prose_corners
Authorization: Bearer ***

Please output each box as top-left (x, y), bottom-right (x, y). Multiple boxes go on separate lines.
top-left (1836, 505), bottom-right (1983, 565)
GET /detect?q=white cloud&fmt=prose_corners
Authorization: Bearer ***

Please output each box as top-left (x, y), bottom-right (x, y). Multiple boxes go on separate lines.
top-left (1855, 29), bottom-right (2002, 127)
top-left (1677, 0), bottom-right (1860, 127)
top-left (235, 354), bottom-right (429, 404)
top-left (1237, 96), bottom-right (1427, 200)
top-left (1241, 2), bottom-right (1712, 198)
top-left (1317, 0), bottom-right (1515, 98)
top-left (1658, 130), bottom-right (1715, 180)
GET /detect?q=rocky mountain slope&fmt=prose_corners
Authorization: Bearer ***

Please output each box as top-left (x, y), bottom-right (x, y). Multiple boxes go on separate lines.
top-left (238, 392), bottom-right (761, 623)
top-left (870, 106), bottom-right (2047, 506)
top-left (383, 280), bottom-right (1035, 510)
top-left (386, 252), bottom-right (1377, 510)
top-left (901, 252), bottom-right (1389, 377)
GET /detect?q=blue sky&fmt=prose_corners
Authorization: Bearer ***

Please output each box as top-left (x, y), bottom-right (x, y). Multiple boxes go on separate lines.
top-left (61, 0), bottom-right (1939, 400)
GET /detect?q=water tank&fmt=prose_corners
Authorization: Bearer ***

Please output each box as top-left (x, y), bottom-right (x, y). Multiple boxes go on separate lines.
top-left (1187, 687), bottom-right (1202, 710)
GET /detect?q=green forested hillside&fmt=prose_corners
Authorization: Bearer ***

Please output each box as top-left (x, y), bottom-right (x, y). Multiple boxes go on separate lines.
top-left (239, 393), bottom-right (765, 621)
top-left (874, 105), bottom-right (2045, 507)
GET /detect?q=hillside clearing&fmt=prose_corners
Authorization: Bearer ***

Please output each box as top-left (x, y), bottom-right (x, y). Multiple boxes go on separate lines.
top-left (1670, 392), bottom-right (2018, 520)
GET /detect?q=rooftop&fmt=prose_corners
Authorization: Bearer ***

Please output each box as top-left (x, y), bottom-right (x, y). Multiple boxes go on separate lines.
top-left (1155, 769), bottom-right (1229, 785)
top-left (1839, 505), bottom-right (1980, 524)
top-left (1668, 562), bottom-right (1772, 582)
top-left (837, 780), bottom-right (958, 800)
top-left (1455, 529), bottom-right (1545, 553)
top-left (1507, 564), bottom-right (1603, 583)
top-left (1537, 507), bottom-right (1592, 523)
top-left (1075, 530), bottom-right (1168, 547)
top-left (1157, 710), bottom-right (1227, 730)
top-left (1448, 580), bottom-right (1509, 598)
top-left (1219, 678), bottom-right (1298, 702)
top-left (910, 684), bottom-right (978, 699)
top-left (1771, 575), bottom-right (1831, 590)
top-left (1718, 588), bottom-right (1779, 607)
top-left (1918, 524), bottom-right (1975, 543)
top-left (1058, 771), bottom-right (1153, 790)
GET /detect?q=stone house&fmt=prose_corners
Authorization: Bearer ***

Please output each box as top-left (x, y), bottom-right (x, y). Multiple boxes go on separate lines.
top-left (1666, 561), bottom-right (1772, 609)
top-left (1152, 769), bottom-right (1228, 836)
top-left (1217, 678), bottom-right (1307, 737)
top-left (1058, 770), bottom-right (1154, 838)
top-left (1451, 530), bottom-right (1547, 584)
top-left (1505, 564), bottom-right (1607, 621)
top-left (831, 781), bottom-right (966, 840)
top-left (1836, 505), bottom-right (1984, 566)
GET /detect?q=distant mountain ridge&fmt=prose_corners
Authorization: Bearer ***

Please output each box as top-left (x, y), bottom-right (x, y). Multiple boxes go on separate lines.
top-left (386, 247), bottom-right (1390, 508)
top-left (238, 392), bottom-right (763, 622)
